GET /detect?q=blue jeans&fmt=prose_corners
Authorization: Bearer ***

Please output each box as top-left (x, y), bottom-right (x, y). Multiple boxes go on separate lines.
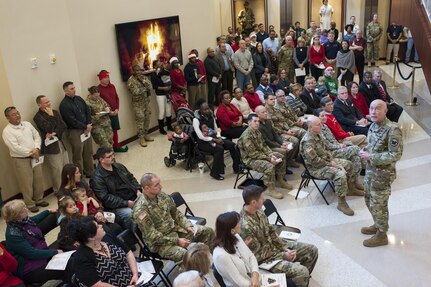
top-left (236, 70), bottom-right (251, 91)
top-left (113, 207), bottom-right (135, 230)
top-left (405, 38), bottom-right (419, 62)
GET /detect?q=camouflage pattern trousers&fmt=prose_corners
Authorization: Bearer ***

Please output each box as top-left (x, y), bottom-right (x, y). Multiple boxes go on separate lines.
top-left (157, 225), bottom-right (215, 263)
top-left (270, 240), bottom-right (318, 287)
top-left (366, 41), bottom-right (380, 62)
top-left (331, 145), bottom-right (361, 177)
top-left (132, 95), bottom-right (151, 139)
top-left (92, 124), bottom-right (113, 148)
top-left (309, 158), bottom-right (354, 197)
top-left (248, 152), bottom-right (285, 186)
top-left (364, 170), bottom-right (392, 232)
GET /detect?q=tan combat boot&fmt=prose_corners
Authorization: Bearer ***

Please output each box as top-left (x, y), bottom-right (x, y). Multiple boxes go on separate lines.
top-left (337, 196), bottom-right (354, 216)
top-left (275, 175), bottom-right (293, 190)
top-left (361, 225), bottom-right (378, 235)
top-left (355, 180), bottom-right (364, 190)
top-left (144, 135), bottom-right (154, 142)
top-left (347, 183), bottom-right (365, 196)
top-left (267, 184), bottom-right (284, 199)
top-left (363, 230), bottom-right (388, 247)
top-left (139, 137), bottom-right (147, 147)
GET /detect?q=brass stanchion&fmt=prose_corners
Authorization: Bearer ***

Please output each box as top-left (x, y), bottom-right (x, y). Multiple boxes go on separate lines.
top-left (405, 67), bottom-right (419, 106)
top-left (388, 57), bottom-right (399, 89)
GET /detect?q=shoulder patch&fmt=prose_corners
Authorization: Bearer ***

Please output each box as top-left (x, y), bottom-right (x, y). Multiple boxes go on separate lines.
top-left (390, 138), bottom-right (399, 147)
top-left (138, 212), bottom-right (148, 222)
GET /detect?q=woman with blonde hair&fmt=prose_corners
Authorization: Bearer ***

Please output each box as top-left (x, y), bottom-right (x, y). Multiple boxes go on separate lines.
top-left (183, 243), bottom-right (214, 286)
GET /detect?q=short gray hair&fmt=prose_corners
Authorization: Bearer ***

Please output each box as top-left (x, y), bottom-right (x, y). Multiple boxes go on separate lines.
top-left (275, 89), bottom-right (285, 97)
top-left (140, 172), bottom-right (157, 188)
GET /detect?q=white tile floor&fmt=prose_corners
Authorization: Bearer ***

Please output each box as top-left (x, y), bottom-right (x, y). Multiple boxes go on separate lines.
top-left (1, 68), bottom-right (430, 287)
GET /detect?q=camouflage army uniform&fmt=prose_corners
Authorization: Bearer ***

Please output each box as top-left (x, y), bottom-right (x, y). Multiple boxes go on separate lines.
top-left (126, 75), bottom-right (152, 139)
top-left (321, 124), bottom-right (362, 175)
top-left (278, 45), bottom-right (295, 83)
top-left (240, 208), bottom-right (318, 287)
top-left (86, 96), bottom-right (113, 147)
top-left (300, 131), bottom-right (356, 196)
top-left (364, 118), bottom-right (403, 232)
top-left (132, 191), bottom-right (214, 263)
top-left (366, 21), bottom-right (383, 62)
top-left (274, 103), bottom-right (306, 140)
top-left (238, 127), bottom-right (285, 187)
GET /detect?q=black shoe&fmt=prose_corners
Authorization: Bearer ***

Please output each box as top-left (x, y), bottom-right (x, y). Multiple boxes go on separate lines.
top-left (114, 146), bottom-right (128, 153)
top-left (158, 120), bottom-right (167, 135)
top-left (210, 174), bottom-right (224, 180)
top-left (360, 169), bottom-right (366, 176)
top-left (166, 116), bottom-right (174, 131)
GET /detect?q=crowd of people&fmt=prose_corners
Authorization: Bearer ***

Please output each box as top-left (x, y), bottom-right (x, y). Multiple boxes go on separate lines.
top-left (0, 12), bottom-right (408, 287)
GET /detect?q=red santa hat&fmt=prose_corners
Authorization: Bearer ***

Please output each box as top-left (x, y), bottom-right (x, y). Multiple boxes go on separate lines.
top-left (169, 56), bottom-right (179, 64)
top-left (324, 64), bottom-right (333, 72)
top-left (188, 51), bottom-right (197, 59)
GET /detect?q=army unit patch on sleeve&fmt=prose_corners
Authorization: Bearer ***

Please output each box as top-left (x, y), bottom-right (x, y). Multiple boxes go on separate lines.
top-left (139, 212), bottom-right (148, 221)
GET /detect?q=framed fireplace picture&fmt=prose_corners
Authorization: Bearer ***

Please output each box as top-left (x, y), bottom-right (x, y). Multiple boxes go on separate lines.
top-left (115, 16), bottom-right (183, 81)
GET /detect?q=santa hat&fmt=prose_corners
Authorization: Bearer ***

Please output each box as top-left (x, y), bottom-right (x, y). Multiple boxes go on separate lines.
top-left (169, 57), bottom-right (179, 64)
top-left (97, 70), bottom-right (110, 80)
top-left (324, 64), bottom-right (333, 72)
top-left (188, 51), bottom-right (197, 59)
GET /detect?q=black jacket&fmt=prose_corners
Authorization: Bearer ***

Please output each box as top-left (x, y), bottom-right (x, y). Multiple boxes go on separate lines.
top-left (90, 162), bottom-right (140, 209)
top-left (333, 98), bottom-right (365, 130)
top-left (204, 56), bottom-right (222, 78)
top-left (300, 89), bottom-right (320, 114)
top-left (59, 95), bottom-right (91, 130)
top-left (358, 81), bottom-right (381, 106)
top-left (33, 109), bottom-right (67, 154)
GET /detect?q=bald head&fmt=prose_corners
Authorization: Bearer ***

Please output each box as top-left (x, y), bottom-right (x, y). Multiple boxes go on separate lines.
top-left (207, 47), bottom-right (215, 57)
top-left (369, 99), bottom-right (388, 124)
top-left (255, 105), bottom-right (266, 118)
top-left (307, 115), bottom-right (322, 134)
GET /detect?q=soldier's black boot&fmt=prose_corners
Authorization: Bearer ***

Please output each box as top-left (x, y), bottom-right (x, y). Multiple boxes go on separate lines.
top-left (166, 116), bottom-right (174, 131)
top-left (158, 119), bottom-right (167, 135)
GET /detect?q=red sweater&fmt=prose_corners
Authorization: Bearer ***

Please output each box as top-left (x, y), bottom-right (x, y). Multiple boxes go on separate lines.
top-left (0, 243), bottom-right (23, 286)
top-left (76, 199), bottom-right (98, 216)
top-left (349, 92), bottom-right (369, 118)
top-left (325, 113), bottom-right (350, 140)
top-left (170, 69), bottom-right (187, 93)
top-left (244, 92), bottom-right (262, 111)
top-left (216, 103), bottom-right (243, 131)
top-left (309, 45), bottom-right (326, 65)
top-left (98, 83), bottom-right (119, 110)
top-left (196, 59), bottom-right (207, 83)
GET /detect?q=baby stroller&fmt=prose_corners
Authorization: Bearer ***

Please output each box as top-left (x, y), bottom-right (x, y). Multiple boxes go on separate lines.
top-left (164, 107), bottom-right (196, 170)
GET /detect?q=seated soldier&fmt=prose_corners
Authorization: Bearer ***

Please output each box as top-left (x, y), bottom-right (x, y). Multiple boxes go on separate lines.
top-left (333, 86), bottom-right (370, 136)
top-left (256, 104), bottom-right (298, 178)
top-left (300, 116), bottom-right (362, 216)
top-left (275, 89), bottom-right (307, 136)
top-left (315, 108), bottom-right (364, 196)
top-left (238, 114), bottom-right (289, 200)
top-left (132, 173), bottom-right (215, 263)
top-left (240, 185), bottom-right (318, 287)
top-left (321, 96), bottom-right (367, 147)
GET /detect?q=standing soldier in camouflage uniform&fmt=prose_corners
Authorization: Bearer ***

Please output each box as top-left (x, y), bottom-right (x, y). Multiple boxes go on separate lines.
top-left (126, 65), bottom-right (154, 147)
top-left (237, 114), bottom-right (288, 200)
top-left (240, 185), bottom-right (318, 287)
top-left (132, 173), bottom-right (214, 263)
top-left (366, 14), bottom-right (383, 67)
top-left (278, 36), bottom-right (295, 83)
top-left (359, 99), bottom-right (403, 247)
top-left (315, 108), bottom-right (364, 196)
top-left (86, 86), bottom-right (113, 148)
top-left (300, 116), bottom-right (363, 215)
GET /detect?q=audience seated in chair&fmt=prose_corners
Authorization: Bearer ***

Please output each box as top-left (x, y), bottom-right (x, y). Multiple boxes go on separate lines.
top-left (243, 83), bottom-right (263, 112)
top-left (216, 90), bottom-right (247, 139)
top-left (193, 99), bottom-right (240, 180)
top-left (90, 146), bottom-right (141, 230)
top-left (347, 81), bottom-right (370, 120)
top-left (0, 242), bottom-right (25, 287)
top-left (240, 185), bottom-right (318, 287)
top-left (230, 87), bottom-right (252, 118)
top-left (132, 173), bottom-right (215, 263)
top-left (182, 243), bottom-right (214, 287)
top-left (372, 69), bottom-right (403, 122)
top-left (286, 83), bottom-right (308, 117)
top-left (173, 270), bottom-right (205, 287)
top-left (300, 76), bottom-right (320, 114)
top-left (2, 200), bottom-right (65, 286)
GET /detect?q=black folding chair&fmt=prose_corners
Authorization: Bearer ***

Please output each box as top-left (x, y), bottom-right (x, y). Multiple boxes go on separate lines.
top-left (133, 227), bottom-right (178, 285)
top-left (170, 192), bottom-right (207, 225)
top-left (233, 145), bottom-right (264, 189)
top-left (295, 156), bottom-right (335, 205)
top-left (263, 199), bottom-right (301, 237)
top-left (117, 229), bottom-right (171, 287)
top-left (212, 264), bottom-right (227, 287)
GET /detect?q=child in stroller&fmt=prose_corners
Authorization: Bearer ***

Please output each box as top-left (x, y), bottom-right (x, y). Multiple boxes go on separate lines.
top-left (165, 124), bottom-right (191, 167)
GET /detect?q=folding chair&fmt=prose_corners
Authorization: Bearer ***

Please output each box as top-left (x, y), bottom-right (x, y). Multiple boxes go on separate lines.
top-left (233, 145), bottom-right (264, 189)
top-left (133, 227), bottom-right (178, 285)
top-left (212, 264), bottom-right (227, 287)
top-left (116, 229), bottom-right (171, 287)
top-left (295, 156), bottom-right (335, 205)
top-left (170, 192), bottom-right (207, 225)
top-left (263, 199), bottom-right (301, 237)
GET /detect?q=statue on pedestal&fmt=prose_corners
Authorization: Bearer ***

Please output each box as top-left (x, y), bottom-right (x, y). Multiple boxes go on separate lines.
top-left (238, 0), bottom-right (255, 35)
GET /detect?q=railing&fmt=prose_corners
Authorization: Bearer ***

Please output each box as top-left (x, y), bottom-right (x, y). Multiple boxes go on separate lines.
top-left (423, 0), bottom-right (431, 21)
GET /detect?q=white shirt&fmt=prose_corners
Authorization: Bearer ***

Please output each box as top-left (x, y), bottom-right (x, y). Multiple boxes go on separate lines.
top-left (231, 97), bottom-right (252, 118)
top-left (213, 234), bottom-right (259, 287)
top-left (2, 121), bottom-right (41, 157)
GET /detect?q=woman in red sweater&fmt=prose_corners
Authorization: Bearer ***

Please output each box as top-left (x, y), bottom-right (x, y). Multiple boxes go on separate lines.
top-left (309, 35), bottom-right (326, 81)
top-left (347, 81), bottom-right (370, 120)
top-left (216, 90), bottom-right (247, 139)
top-left (0, 243), bottom-right (24, 287)
top-left (169, 57), bottom-right (187, 95)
